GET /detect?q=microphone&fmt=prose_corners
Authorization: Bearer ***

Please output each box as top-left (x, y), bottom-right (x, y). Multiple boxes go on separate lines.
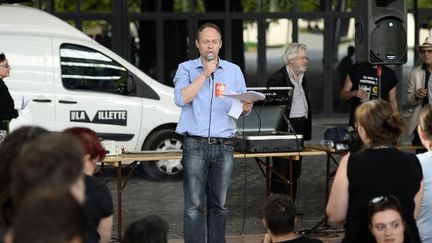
top-left (376, 65), bottom-right (382, 77)
top-left (376, 65), bottom-right (382, 98)
top-left (207, 53), bottom-right (215, 61)
top-left (207, 53), bottom-right (215, 80)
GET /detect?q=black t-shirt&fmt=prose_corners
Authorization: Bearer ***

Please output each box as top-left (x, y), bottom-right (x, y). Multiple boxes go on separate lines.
top-left (347, 64), bottom-right (398, 126)
top-left (84, 175), bottom-right (114, 243)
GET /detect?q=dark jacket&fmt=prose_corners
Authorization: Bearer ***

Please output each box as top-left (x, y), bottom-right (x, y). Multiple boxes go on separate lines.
top-left (0, 79), bottom-right (18, 120)
top-left (266, 67), bottom-right (312, 140)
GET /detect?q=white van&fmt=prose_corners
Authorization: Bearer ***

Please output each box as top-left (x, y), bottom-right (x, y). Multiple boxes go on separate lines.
top-left (0, 4), bottom-right (183, 181)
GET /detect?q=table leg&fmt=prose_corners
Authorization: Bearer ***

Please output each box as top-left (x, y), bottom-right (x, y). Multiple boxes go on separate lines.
top-left (265, 157), bottom-right (270, 198)
top-left (325, 153), bottom-right (330, 202)
top-left (288, 158), bottom-right (293, 198)
top-left (117, 161), bottom-right (123, 240)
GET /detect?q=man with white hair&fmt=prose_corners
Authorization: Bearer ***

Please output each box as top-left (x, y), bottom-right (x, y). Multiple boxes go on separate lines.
top-left (266, 43), bottom-right (311, 200)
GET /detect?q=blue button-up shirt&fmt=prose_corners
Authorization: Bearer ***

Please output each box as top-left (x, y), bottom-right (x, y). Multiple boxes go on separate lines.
top-left (173, 57), bottom-right (246, 138)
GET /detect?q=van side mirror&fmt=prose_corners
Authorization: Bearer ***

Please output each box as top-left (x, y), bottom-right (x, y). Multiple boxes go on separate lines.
top-left (117, 74), bottom-right (135, 95)
top-left (127, 74), bottom-right (136, 94)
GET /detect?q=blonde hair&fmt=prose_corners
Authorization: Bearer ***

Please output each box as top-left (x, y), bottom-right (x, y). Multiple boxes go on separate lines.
top-left (355, 99), bottom-right (404, 147)
top-left (281, 43), bottom-right (307, 65)
top-left (418, 104), bottom-right (432, 142)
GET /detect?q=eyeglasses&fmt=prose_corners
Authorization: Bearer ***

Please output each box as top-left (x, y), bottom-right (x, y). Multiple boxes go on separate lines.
top-left (294, 56), bottom-right (308, 61)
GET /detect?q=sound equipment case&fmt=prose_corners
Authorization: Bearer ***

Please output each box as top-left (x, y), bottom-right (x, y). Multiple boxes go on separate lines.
top-left (233, 131), bottom-right (304, 153)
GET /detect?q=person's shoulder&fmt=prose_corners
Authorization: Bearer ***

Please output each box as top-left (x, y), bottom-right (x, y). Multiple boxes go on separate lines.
top-left (219, 59), bottom-right (241, 70)
top-left (268, 66), bottom-right (285, 78)
top-left (178, 57), bottom-right (201, 68)
top-left (347, 150), bottom-right (365, 165)
top-left (396, 149), bottom-right (418, 159)
top-left (417, 151), bottom-right (432, 160)
top-left (348, 63), bottom-right (363, 73)
top-left (85, 175), bottom-right (110, 192)
top-left (410, 64), bottom-right (424, 72)
top-left (417, 151), bottom-right (432, 171)
top-left (395, 149), bottom-right (422, 168)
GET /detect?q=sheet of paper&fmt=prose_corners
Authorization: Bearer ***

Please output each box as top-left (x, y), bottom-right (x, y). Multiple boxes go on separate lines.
top-left (228, 99), bottom-right (243, 119)
top-left (222, 90), bottom-right (265, 102)
top-left (21, 96), bottom-right (30, 110)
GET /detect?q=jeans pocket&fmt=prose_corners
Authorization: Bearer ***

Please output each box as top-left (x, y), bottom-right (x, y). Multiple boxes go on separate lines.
top-left (183, 137), bottom-right (201, 150)
top-left (224, 143), bottom-right (234, 152)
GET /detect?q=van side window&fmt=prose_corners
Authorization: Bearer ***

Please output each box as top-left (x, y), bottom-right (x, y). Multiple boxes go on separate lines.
top-left (60, 44), bottom-right (128, 94)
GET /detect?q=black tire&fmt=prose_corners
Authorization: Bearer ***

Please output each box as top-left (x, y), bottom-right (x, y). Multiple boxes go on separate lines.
top-left (141, 128), bottom-right (183, 181)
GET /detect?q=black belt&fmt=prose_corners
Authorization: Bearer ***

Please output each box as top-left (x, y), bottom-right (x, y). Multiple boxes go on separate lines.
top-left (185, 134), bottom-right (232, 145)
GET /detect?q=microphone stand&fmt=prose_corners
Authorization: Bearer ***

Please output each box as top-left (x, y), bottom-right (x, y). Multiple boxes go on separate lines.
top-left (282, 114), bottom-right (301, 151)
top-left (377, 65), bottom-right (382, 99)
top-left (282, 114), bottom-right (331, 235)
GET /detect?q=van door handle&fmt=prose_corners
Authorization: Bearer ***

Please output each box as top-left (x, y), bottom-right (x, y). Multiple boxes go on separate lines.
top-left (59, 100), bottom-right (78, 104)
top-left (32, 99), bottom-right (52, 103)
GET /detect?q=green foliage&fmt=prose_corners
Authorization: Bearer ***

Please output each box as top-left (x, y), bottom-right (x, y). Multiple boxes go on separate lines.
top-left (418, 0), bottom-right (432, 8)
top-left (53, 0), bottom-right (76, 12)
top-left (242, 0), bottom-right (258, 12)
top-left (47, 0), bottom-right (113, 13)
top-left (297, 0), bottom-right (320, 12)
top-left (172, 0), bottom-right (205, 12)
top-left (80, 0), bottom-right (112, 12)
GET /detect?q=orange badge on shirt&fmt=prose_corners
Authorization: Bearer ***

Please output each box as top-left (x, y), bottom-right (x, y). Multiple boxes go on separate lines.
top-left (215, 83), bottom-right (225, 97)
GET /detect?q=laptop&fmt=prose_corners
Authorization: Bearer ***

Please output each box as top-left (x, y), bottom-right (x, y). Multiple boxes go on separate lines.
top-left (235, 87), bottom-right (293, 134)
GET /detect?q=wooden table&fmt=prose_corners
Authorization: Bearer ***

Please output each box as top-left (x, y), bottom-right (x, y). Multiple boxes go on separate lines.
top-left (102, 148), bottom-right (327, 240)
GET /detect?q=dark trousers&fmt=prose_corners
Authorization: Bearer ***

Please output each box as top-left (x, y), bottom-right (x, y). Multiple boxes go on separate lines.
top-left (270, 117), bottom-right (306, 200)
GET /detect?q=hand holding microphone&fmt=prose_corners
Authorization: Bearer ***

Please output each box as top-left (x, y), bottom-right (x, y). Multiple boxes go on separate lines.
top-left (205, 53), bottom-right (216, 80)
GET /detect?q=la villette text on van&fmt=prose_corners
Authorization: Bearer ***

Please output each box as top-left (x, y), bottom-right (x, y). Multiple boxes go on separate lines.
top-left (70, 110), bottom-right (127, 126)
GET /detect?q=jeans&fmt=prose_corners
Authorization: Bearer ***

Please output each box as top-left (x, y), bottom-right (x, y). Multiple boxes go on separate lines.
top-left (182, 137), bottom-right (234, 243)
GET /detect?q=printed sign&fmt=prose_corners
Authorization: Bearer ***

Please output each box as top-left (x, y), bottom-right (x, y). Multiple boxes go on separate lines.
top-left (70, 110), bottom-right (127, 126)
top-left (358, 75), bottom-right (379, 102)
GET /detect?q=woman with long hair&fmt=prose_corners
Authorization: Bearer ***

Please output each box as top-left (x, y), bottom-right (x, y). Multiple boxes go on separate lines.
top-left (326, 99), bottom-right (424, 243)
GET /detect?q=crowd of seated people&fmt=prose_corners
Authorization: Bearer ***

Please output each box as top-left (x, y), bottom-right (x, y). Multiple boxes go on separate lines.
top-left (0, 102), bottom-right (431, 243)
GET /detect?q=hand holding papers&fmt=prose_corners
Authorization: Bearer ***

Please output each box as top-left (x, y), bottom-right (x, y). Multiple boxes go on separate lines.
top-left (223, 91), bottom-right (265, 119)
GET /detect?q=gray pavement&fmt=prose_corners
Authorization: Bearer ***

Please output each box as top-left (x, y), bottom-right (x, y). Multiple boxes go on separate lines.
top-left (103, 112), bottom-right (414, 241)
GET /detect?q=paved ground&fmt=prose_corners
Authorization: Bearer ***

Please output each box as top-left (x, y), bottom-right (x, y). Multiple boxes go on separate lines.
top-left (101, 113), bottom-right (413, 241)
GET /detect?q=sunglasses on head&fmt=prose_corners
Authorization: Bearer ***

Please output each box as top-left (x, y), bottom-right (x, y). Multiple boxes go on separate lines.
top-left (369, 195), bottom-right (399, 205)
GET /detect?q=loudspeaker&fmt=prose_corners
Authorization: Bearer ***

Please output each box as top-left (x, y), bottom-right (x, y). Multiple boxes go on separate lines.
top-left (354, 0), bottom-right (407, 65)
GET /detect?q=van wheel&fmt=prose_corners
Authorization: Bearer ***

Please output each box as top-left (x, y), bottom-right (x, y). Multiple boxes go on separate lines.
top-left (141, 129), bottom-right (183, 181)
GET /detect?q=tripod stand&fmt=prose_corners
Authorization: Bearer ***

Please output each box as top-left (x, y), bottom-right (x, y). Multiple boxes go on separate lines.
top-left (300, 148), bottom-right (344, 235)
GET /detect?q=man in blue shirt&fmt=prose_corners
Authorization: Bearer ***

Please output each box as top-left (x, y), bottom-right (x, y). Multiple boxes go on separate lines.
top-left (173, 22), bottom-right (253, 243)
